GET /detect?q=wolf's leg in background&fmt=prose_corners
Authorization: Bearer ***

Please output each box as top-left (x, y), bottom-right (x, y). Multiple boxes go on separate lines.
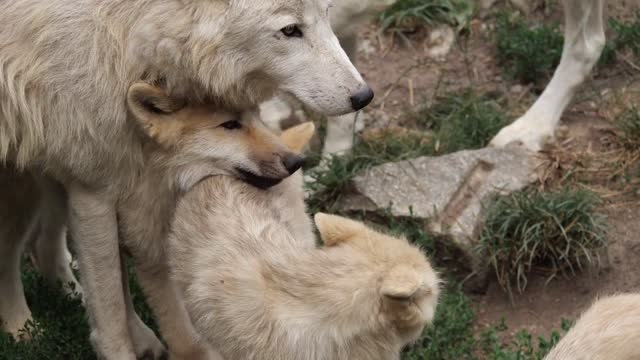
top-left (322, 33), bottom-right (365, 158)
top-left (67, 185), bottom-right (137, 360)
top-left (0, 167), bottom-right (40, 337)
top-left (490, 0), bottom-right (605, 151)
top-left (29, 176), bottom-right (83, 298)
top-left (135, 262), bottom-right (223, 360)
top-left (121, 254), bottom-right (167, 359)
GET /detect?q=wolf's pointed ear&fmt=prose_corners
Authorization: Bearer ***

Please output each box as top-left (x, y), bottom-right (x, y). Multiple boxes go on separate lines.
top-left (314, 213), bottom-right (368, 246)
top-left (380, 265), bottom-right (422, 301)
top-left (280, 122), bottom-right (315, 152)
top-left (127, 82), bottom-right (186, 146)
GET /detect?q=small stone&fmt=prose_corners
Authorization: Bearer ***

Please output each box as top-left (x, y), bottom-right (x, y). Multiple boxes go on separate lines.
top-left (425, 25), bottom-right (455, 61)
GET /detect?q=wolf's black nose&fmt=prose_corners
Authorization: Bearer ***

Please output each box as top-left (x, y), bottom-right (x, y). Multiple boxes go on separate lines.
top-left (350, 86), bottom-right (374, 111)
top-left (283, 154), bottom-right (305, 175)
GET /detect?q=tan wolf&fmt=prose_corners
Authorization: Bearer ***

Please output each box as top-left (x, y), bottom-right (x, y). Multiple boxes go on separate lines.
top-left (168, 122), bottom-right (441, 360)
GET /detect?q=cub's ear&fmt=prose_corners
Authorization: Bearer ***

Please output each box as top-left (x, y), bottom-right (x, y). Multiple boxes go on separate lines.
top-left (380, 265), bottom-right (422, 301)
top-left (280, 122), bottom-right (315, 153)
top-left (127, 82), bottom-right (186, 146)
top-left (314, 213), bottom-right (368, 246)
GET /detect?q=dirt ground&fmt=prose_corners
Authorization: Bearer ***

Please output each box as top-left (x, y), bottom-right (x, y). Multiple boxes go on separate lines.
top-left (353, 0), bottom-right (640, 340)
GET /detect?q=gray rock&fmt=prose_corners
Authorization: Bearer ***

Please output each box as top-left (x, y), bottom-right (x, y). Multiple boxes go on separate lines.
top-left (339, 147), bottom-right (541, 291)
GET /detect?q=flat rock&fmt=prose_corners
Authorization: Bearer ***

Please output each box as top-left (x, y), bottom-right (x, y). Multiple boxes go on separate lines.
top-left (339, 147), bottom-right (541, 290)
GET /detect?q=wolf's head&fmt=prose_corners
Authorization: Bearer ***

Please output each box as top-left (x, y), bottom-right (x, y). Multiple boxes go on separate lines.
top-left (127, 82), bottom-right (304, 190)
top-left (314, 213), bottom-right (441, 346)
top-left (161, 0), bottom-right (374, 115)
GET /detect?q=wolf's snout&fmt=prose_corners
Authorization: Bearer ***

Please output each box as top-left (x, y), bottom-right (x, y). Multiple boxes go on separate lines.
top-left (282, 154), bottom-right (305, 175)
top-left (350, 86), bottom-right (374, 111)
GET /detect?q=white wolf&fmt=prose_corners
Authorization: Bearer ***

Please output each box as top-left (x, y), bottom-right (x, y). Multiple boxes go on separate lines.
top-left (168, 123), bottom-right (441, 360)
top-left (261, 0), bottom-right (605, 157)
top-left (0, 1), bottom-right (372, 358)
top-left (544, 293), bottom-right (640, 360)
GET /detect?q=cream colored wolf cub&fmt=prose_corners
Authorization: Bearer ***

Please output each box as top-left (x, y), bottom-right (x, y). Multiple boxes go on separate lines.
top-left (168, 123), bottom-right (441, 360)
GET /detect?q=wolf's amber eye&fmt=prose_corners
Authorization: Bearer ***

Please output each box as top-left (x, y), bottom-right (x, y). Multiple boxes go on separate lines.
top-left (221, 120), bottom-right (242, 130)
top-left (281, 24), bottom-right (303, 38)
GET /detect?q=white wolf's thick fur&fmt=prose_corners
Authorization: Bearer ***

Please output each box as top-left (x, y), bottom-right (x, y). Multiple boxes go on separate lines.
top-left (262, 0), bottom-right (606, 156)
top-left (544, 294), bottom-right (640, 360)
top-left (0, 82), bottom-right (306, 359)
top-left (168, 124), bottom-right (440, 359)
top-left (0, 1), bottom-right (370, 358)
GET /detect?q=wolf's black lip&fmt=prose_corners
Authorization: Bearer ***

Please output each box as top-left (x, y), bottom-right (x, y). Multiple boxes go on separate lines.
top-left (235, 168), bottom-right (284, 189)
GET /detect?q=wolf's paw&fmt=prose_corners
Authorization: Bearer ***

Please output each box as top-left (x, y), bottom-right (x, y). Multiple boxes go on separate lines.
top-left (490, 117), bottom-right (554, 152)
top-left (129, 319), bottom-right (166, 360)
top-left (0, 287), bottom-right (34, 340)
top-left (1, 309), bottom-right (34, 340)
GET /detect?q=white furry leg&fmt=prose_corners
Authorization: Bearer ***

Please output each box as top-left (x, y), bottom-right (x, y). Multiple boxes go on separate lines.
top-left (121, 257), bottom-right (167, 360)
top-left (0, 218), bottom-right (36, 337)
top-left (0, 168), bottom-right (41, 338)
top-left (67, 185), bottom-right (136, 360)
top-left (30, 178), bottom-right (83, 299)
top-left (491, 0), bottom-right (605, 151)
top-left (322, 112), bottom-right (364, 158)
top-left (135, 263), bottom-right (222, 360)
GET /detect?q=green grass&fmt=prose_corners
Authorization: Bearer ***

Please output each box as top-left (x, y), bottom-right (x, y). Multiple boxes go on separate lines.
top-left (480, 319), bottom-right (572, 360)
top-left (600, 12), bottom-right (640, 66)
top-left (419, 91), bottom-right (509, 153)
top-left (616, 106), bottom-right (640, 150)
top-left (495, 14), bottom-right (564, 85)
top-left (379, 0), bottom-right (474, 31)
top-left (495, 10), bottom-right (640, 81)
top-left (0, 262), bottom-right (157, 360)
top-left (479, 187), bottom-right (607, 296)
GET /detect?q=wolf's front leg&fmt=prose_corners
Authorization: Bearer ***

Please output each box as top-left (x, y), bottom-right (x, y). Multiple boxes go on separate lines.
top-left (67, 185), bottom-right (137, 360)
top-left (121, 256), bottom-right (167, 360)
top-left (30, 177), bottom-right (84, 299)
top-left (490, 0), bottom-right (605, 151)
top-left (135, 261), bottom-right (223, 360)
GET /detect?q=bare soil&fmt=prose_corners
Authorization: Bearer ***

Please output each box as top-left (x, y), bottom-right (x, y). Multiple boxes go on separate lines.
top-left (353, 0), bottom-right (640, 341)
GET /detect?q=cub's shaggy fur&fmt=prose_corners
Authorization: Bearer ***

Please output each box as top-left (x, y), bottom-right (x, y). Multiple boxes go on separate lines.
top-left (168, 124), bottom-right (440, 359)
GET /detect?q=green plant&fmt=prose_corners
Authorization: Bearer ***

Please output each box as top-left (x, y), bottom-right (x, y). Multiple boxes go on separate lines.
top-left (479, 187), bottom-right (607, 295)
top-left (600, 12), bottom-right (640, 65)
top-left (0, 261), bottom-right (156, 360)
top-left (481, 319), bottom-right (572, 360)
top-left (379, 0), bottom-right (474, 31)
top-left (495, 14), bottom-right (564, 85)
top-left (420, 91), bottom-right (509, 153)
top-left (617, 106), bottom-right (640, 150)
